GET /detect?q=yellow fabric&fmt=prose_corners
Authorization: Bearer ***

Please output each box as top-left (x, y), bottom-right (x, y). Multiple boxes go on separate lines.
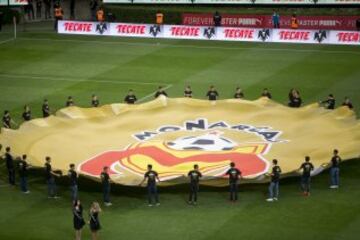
top-left (0, 97), bottom-right (359, 186)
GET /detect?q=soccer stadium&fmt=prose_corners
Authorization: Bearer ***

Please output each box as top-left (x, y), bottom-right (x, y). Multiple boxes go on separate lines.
top-left (0, 1), bottom-right (360, 240)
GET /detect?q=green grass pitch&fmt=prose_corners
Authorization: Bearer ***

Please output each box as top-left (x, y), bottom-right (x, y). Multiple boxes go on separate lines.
top-left (0, 24), bottom-right (360, 240)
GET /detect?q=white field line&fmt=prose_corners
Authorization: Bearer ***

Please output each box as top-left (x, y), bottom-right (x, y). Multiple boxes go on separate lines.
top-left (17, 37), bottom-right (360, 55)
top-left (138, 84), bottom-right (173, 103)
top-left (0, 73), bottom-right (163, 86)
top-left (0, 38), bottom-right (15, 45)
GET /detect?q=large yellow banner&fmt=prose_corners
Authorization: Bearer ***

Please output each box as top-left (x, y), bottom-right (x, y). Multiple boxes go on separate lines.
top-left (1, 97), bottom-right (359, 186)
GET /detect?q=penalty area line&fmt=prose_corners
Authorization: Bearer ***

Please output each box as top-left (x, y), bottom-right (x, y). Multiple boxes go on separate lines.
top-left (138, 84), bottom-right (173, 103)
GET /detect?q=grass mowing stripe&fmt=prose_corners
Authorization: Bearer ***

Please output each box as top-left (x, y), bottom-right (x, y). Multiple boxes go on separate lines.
top-left (138, 84), bottom-right (173, 103)
top-left (17, 37), bottom-right (360, 55)
top-left (0, 73), bottom-right (164, 86)
top-left (0, 38), bottom-right (15, 45)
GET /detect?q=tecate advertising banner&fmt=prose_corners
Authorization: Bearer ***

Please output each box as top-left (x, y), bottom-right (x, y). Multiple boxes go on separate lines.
top-left (183, 14), bottom-right (360, 31)
top-left (9, 0), bottom-right (28, 5)
top-left (58, 20), bottom-right (360, 46)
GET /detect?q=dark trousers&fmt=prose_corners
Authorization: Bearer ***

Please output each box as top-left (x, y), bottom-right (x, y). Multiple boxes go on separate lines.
top-left (147, 184), bottom-right (159, 204)
top-left (330, 167), bottom-right (340, 186)
top-left (229, 182), bottom-right (238, 201)
top-left (54, 17), bottom-right (62, 31)
top-left (70, 184), bottom-right (78, 202)
top-left (20, 176), bottom-right (28, 192)
top-left (273, 22), bottom-right (280, 28)
top-left (8, 168), bottom-right (15, 185)
top-left (47, 177), bottom-right (57, 197)
top-left (301, 176), bottom-right (311, 193)
top-left (103, 184), bottom-right (110, 203)
top-left (189, 183), bottom-right (199, 202)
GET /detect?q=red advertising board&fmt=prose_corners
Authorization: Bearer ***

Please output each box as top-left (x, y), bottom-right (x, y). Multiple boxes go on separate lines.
top-left (182, 13), bottom-right (360, 31)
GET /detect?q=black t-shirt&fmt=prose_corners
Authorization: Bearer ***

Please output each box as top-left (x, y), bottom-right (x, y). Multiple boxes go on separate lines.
top-left (289, 97), bottom-right (302, 108)
top-left (42, 104), bottom-right (50, 117)
top-left (18, 160), bottom-right (28, 177)
top-left (234, 92), bottom-right (244, 99)
top-left (188, 170), bottom-right (202, 184)
top-left (184, 90), bottom-right (192, 98)
top-left (331, 156), bottom-right (341, 168)
top-left (155, 91), bottom-right (168, 98)
top-left (66, 100), bottom-right (74, 107)
top-left (300, 162), bottom-right (314, 177)
top-left (92, 99), bottom-right (99, 107)
top-left (262, 92), bottom-right (272, 99)
top-left (271, 165), bottom-right (282, 182)
top-left (342, 102), bottom-right (353, 109)
top-left (68, 169), bottom-right (78, 186)
top-left (145, 170), bottom-right (158, 185)
top-left (45, 162), bottom-right (52, 180)
top-left (124, 94), bottom-right (137, 104)
top-left (324, 98), bottom-right (335, 109)
top-left (5, 153), bottom-right (14, 169)
top-left (3, 115), bottom-right (11, 128)
top-left (101, 172), bottom-right (110, 185)
top-left (226, 167), bottom-right (241, 183)
top-left (22, 110), bottom-right (31, 121)
top-left (213, 15), bottom-right (222, 26)
top-left (207, 90), bottom-right (218, 101)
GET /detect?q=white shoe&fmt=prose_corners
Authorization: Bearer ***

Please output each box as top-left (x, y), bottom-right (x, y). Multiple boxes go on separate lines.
top-left (24, 191), bottom-right (30, 194)
top-left (266, 198), bottom-right (274, 202)
top-left (105, 202), bottom-right (112, 206)
top-left (156, 203), bottom-right (160, 206)
top-left (330, 185), bottom-right (338, 189)
top-left (148, 204), bottom-right (153, 207)
top-left (273, 198), bottom-right (278, 201)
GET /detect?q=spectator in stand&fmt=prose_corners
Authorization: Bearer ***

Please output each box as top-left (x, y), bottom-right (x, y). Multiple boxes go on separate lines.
top-left (3, 110), bottom-right (17, 129)
top-left (36, 0), bottom-right (42, 19)
top-left (156, 11), bottom-right (164, 25)
top-left (288, 89), bottom-right (302, 108)
top-left (342, 97), bottom-right (354, 109)
top-left (44, 0), bottom-right (51, 19)
top-left (26, 0), bottom-right (35, 21)
top-left (272, 10), bottom-right (280, 28)
top-left (54, 2), bottom-right (64, 31)
top-left (96, 6), bottom-right (105, 22)
top-left (291, 14), bottom-right (299, 29)
top-left (70, 0), bottom-right (75, 20)
top-left (320, 94), bottom-right (336, 110)
top-left (356, 18), bottom-right (360, 31)
top-left (89, 0), bottom-right (98, 21)
top-left (213, 11), bottom-right (222, 27)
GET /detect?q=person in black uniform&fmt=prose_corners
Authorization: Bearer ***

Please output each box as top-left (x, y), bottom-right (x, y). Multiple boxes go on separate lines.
top-left (73, 199), bottom-right (85, 240)
top-left (3, 110), bottom-right (12, 129)
top-left (66, 96), bottom-right (75, 107)
top-left (234, 87), bottom-right (244, 99)
top-left (68, 164), bottom-right (78, 203)
top-left (91, 94), bottom-right (100, 107)
top-left (261, 88), bottom-right (272, 99)
top-left (154, 86), bottom-right (168, 98)
top-left (342, 97), bottom-right (354, 109)
top-left (45, 156), bottom-right (61, 198)
top-left (184, 86), bottom-right (193, 98)
top-left (288, 89), bottom-right (302, 108)
top-left (22, 105), bottom-right (32, 121)
top-left (188, 164), bottom-right (202, 205)
top-left (320, 94), bottom-right (336, 110)
top-left (124, 89), bottom-right (137, 104)
top-left (226, 162), bottom-right (242, 202)
top-left (42, 99), bottom-right (51, 118)
top-left (101, 166), bottom-right (112, 206)
top-left (329, 149), bottom-right (342, 189)
top-left (206, 85), bottom-right (219, 101)
top-left (89, 202), bottom-right (101, 240)
top-left (19, 154), bottom-right (31, 193)
top-left (266, 159), bottom-right (281, 202)
top-left (5, 147), bottom-right (16, 186)
top-left (140, 164), bottom-right (161, 207)
top-left (213, 11), bottom-right (222, 27)
top-left (298, 156), bottom-right (314, 196)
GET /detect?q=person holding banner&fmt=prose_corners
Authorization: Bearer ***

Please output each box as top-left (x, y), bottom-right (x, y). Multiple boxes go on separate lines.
top-left (4, 147), bottom-right (16, 186)
top-left (188, 164), bottom-right (202, 205)
top-left (320, 94), bottom-right (336, 110)
top-left (124, 89), bottom-right (137, 104)
top-left (3, 110), bottom-right (17, 129)
top-left (68, 163), bottom-right (79, 203)
top-left (42, 99), bottom-right (51, 118)
top-left (101, 166), bottom-right (112, 206)
top-left (184, 86), bottom-right (193, 98)
top-left (329, 149), bottom-right (341, 189)
top-left (234, 87), bottom-right (244, 99)
top-left (226, 162), bottom-right (242, 202)
top-left (299, 156), bottom-right (314, 196)
top-left (18, 154), bottom-right (31, 193)
top-left (206, 85), bottom-right (219, 101)
top-left (139, 164), bottom-right (161, 207)
top-left (54, 3), bottom-right (64, 31)
top-left (22, 105), bottom-right (32, 121)
top-left (266, 159), bottom-right (282, 202)
top-left (342, 97), bottom-right (354, 109)
top-left (261, 88), bottom-right (272, 99)
top-left (91, 94), bottom-right (100, 107)
top-left (45, 156), bottom-right (61, 198)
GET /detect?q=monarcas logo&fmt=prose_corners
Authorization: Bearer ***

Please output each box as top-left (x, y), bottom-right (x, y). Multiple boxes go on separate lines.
top-left (96, 22), bottom-right (108, 34)
top-left (203, 27), bottom-right (216, 39)
top-left (258, 29), bottom-right (270, 42)
top-left (78, 118), bottom-right (286, 182)
top-left (149, 25), bottom-right (161, 37)
top-left (314, 30), bottom-right (327, 43)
